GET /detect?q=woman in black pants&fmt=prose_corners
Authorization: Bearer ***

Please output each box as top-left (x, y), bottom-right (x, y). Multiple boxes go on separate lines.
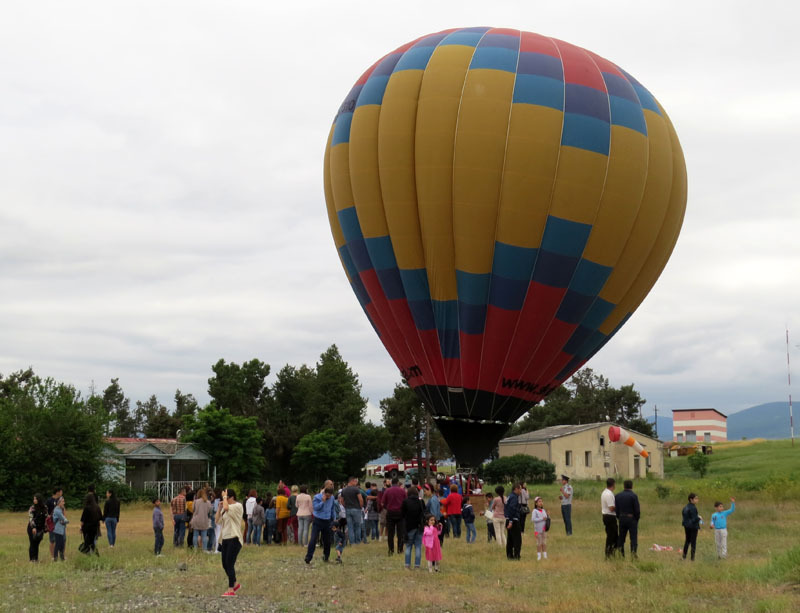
top-left (681, 493), bottom-right (702, 561)
top-left (217, 488), bottom-right (244, 597)
top-left (26, 494), bottom-right (47, 562)
top-left (80, 493), bottom-right (103, 555)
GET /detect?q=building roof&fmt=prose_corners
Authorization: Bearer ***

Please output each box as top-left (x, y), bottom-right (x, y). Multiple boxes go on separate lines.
top-left (104, 437), bottom-right (210, 460)
top-left (672, 408), bottom-right (728, 419)
top-left (499, 422), bottom-right (661, 445)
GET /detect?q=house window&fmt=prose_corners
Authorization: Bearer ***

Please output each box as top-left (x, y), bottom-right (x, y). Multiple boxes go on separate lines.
top-left (677, 433), bottom-right (684, 442)
top-left (585, 451), bottom-right (592, 467)
top-left (565, 450), bottom-right (572, 466)
top-left (704, 432), bottom-right (711, 442)
top-left (686, 430), bottom-right (697, 442)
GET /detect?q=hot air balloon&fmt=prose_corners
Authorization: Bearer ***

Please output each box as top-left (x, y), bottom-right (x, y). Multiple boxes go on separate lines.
top-left (323, 27), bottom-right (686, 466)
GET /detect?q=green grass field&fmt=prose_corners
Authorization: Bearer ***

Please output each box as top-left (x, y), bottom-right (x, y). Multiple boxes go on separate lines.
top-left (1, 440), bottom-right (799, 612)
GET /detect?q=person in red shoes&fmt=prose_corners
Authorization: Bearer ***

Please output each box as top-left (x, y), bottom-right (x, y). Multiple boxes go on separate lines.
top-left (216, 488), bottom-right (244, 597)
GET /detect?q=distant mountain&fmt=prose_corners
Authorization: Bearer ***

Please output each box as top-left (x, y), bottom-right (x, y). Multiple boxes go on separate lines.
top-left (728, 402), bottom-right (793, 440)
top-left (645, 402), bottom-right (793, 441)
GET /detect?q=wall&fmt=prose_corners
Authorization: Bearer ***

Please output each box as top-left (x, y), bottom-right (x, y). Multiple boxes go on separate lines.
top-left (499, 426), bottom-right (664, 480)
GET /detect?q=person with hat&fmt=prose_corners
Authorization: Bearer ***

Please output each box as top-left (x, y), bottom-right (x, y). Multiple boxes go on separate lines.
top-left (559, 475), bottom-right (573, 536)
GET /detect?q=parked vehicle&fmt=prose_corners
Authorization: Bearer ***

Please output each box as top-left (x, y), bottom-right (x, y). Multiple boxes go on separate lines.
top-left (381, 458), bottom-right (437, 479)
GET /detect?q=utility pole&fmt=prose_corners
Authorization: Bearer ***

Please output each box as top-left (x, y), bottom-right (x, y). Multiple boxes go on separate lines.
top-left (787, 328), bottom-right (795, 447)
top-left (425, 411), bottom-right (432, 484)
top-left (654, 405), bottom-right (658, 438)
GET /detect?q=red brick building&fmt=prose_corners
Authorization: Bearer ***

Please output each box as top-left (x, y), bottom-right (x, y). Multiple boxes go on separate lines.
top-left (672, 408), bottom-right (727, 442)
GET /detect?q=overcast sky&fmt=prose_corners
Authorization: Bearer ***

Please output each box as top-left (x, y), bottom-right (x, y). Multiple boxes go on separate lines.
top-left (1, 1), bottom-right (798, 428)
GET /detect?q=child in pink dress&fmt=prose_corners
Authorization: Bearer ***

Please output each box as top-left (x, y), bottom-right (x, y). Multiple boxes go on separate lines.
top-left (423, 515), bottom-right (443, 572)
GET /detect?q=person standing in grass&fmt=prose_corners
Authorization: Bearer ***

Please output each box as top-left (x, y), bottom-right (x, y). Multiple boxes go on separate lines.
top-left (423, 514), bottom-right (443, 572)
top-left (152, 497), bottom-right (164, 556)
top-left (275, 487), bottom-right (290, 545)
top-left (46, 487), bottom-right (63, 560)
top-left (531, 496), bottom-right (548, 560)
top-left (615, 480), bottom-right (640, 560)
top-left (559, 475), bottom-right (573, 536)
top-left (681, 492), bottom-right (702, 561)
top-left (80, 493), bottom-right (102, 556)
top-left (401, 486), bottom-right (426, 570)
top-left (170, 487), bottom-right (187, 547)
top-left (103, 489), bottom-right (120, 548)
top-left (304, 486), bottom-right (336, 564)
top-left (191, 488), bottom-right (212, 552)
top-left (710, 497), bottom-right (735, 559)
top-left (505, 483), bottom-right (522, 560)
top-left (462, 497), bottom-right (476, 543)
top-left (443, 484), bottom-right (463, 538)
top-left (26, 494), bottom-right (48, 562)
top-left (217, 488), bottom-right (244, 597)
top-left (244, 489), bottom-right (257, 545)
top-left (288, 485), bottom-right (300, 544)
top-left (332, 518), bottom-right (347, 563)
top-left (482, 492), bottom-right (496, 542)
top-left (490, 486), bottom-right (507, 547)
top-left (518, 483), bottom-right (530, 534)
top-left (51, 496), bottom-right (69, 561)
top-left (601, 478), bottom-right (618, 559)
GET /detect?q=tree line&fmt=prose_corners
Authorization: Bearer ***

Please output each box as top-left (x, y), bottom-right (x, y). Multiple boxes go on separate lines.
top-left (0, 345), bottom-right (652, 510)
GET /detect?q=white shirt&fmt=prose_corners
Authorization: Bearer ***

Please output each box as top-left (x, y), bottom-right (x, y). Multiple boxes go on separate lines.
top-left (245, 496), bottom-right (256, 516)
top-left (601, 488), bottom-right (616, 515)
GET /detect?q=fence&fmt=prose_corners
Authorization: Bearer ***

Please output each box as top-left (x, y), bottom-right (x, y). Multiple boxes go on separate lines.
top-left (144, 481), bottom-right (213, 501)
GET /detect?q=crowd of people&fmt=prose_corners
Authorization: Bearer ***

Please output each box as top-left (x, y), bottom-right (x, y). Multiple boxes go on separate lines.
top-left (26, 475), bottom-right (738, 597)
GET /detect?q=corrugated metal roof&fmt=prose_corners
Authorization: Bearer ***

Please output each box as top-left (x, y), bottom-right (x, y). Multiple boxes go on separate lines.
top-left (104, 438), bottom-right (209, 459)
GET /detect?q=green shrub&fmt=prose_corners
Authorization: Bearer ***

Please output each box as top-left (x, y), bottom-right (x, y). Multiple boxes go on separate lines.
top-left (655, 483), bottom-right (671, 499)
top-left (481, 454), bottom-right (555, 484)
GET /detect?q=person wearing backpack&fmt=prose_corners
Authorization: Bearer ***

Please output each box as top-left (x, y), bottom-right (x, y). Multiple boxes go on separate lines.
top-left (531, 496), bottom-right (549, 560)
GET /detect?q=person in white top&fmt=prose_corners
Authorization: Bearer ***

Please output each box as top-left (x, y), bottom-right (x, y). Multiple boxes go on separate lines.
top-left (531, 496), bottom-right (548, 560)
top-left (244, 492), bottom-right (257, 545)
top-left (217, 488), bottom-right (244, 597)
top-left (559, 475), bottom-right (573, 535)
top-left (601, 478), bottom-right (617, 559)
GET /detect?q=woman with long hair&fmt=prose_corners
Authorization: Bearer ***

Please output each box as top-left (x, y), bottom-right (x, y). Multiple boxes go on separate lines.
top-left (103, 489), bottom-right (120, 547)
top-left (27, 494), bottom-right (48, 562)
top-left (80, 492), bottom-right (103, 555)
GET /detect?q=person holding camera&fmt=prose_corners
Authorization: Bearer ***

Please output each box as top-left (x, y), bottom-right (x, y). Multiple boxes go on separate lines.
top-left (216, 488), bottom-right (244, 597)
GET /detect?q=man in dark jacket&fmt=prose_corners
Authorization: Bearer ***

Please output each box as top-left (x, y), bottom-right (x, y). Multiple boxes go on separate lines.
top-left (505, 483), bottom-right (522, 560)
top-left (614, 480), bottom-right (640, 559)
top-left (382, 478), bottom-right (407, 556)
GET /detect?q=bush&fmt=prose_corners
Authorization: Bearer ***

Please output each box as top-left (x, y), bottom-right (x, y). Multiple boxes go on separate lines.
top-left (655, 483), bottom-right (671, 499)
top-left (481, 454), bottom-right (555, 485)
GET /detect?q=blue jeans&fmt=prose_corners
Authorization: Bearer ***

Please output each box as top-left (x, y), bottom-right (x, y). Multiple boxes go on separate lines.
top-left (345, 508), bottom-right (363, 544)
top-left (193, 528), bottom-right (208, 550)
top-left (465, 521), bottom-right (476, 543)
top-left (252, 524), bottom-right (262, 545)
top-left (154, 528), bottom-right (164, 555)
top-left (105, 517), bottom-right (118, 546)
top-left (449, 514), bottom-right (462, 538)
top-left (247, 518), bottom-right (255, 544)
top-left (366, 519), bottom-right (379, 540)
top-left (562, 504), bottom-right (572, 535)
top-left (173, 513), bottom-right (186, 546)
top-left (404, 528), bottom-right (422, 567)
top-left (266, 520), bottom-right (276, 545)
top-left (207, 521), bottom-right (216, 551)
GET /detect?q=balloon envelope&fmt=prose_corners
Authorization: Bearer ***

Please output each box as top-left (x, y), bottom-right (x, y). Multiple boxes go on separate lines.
top-left (324, 27), bottom-right (686, 465)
